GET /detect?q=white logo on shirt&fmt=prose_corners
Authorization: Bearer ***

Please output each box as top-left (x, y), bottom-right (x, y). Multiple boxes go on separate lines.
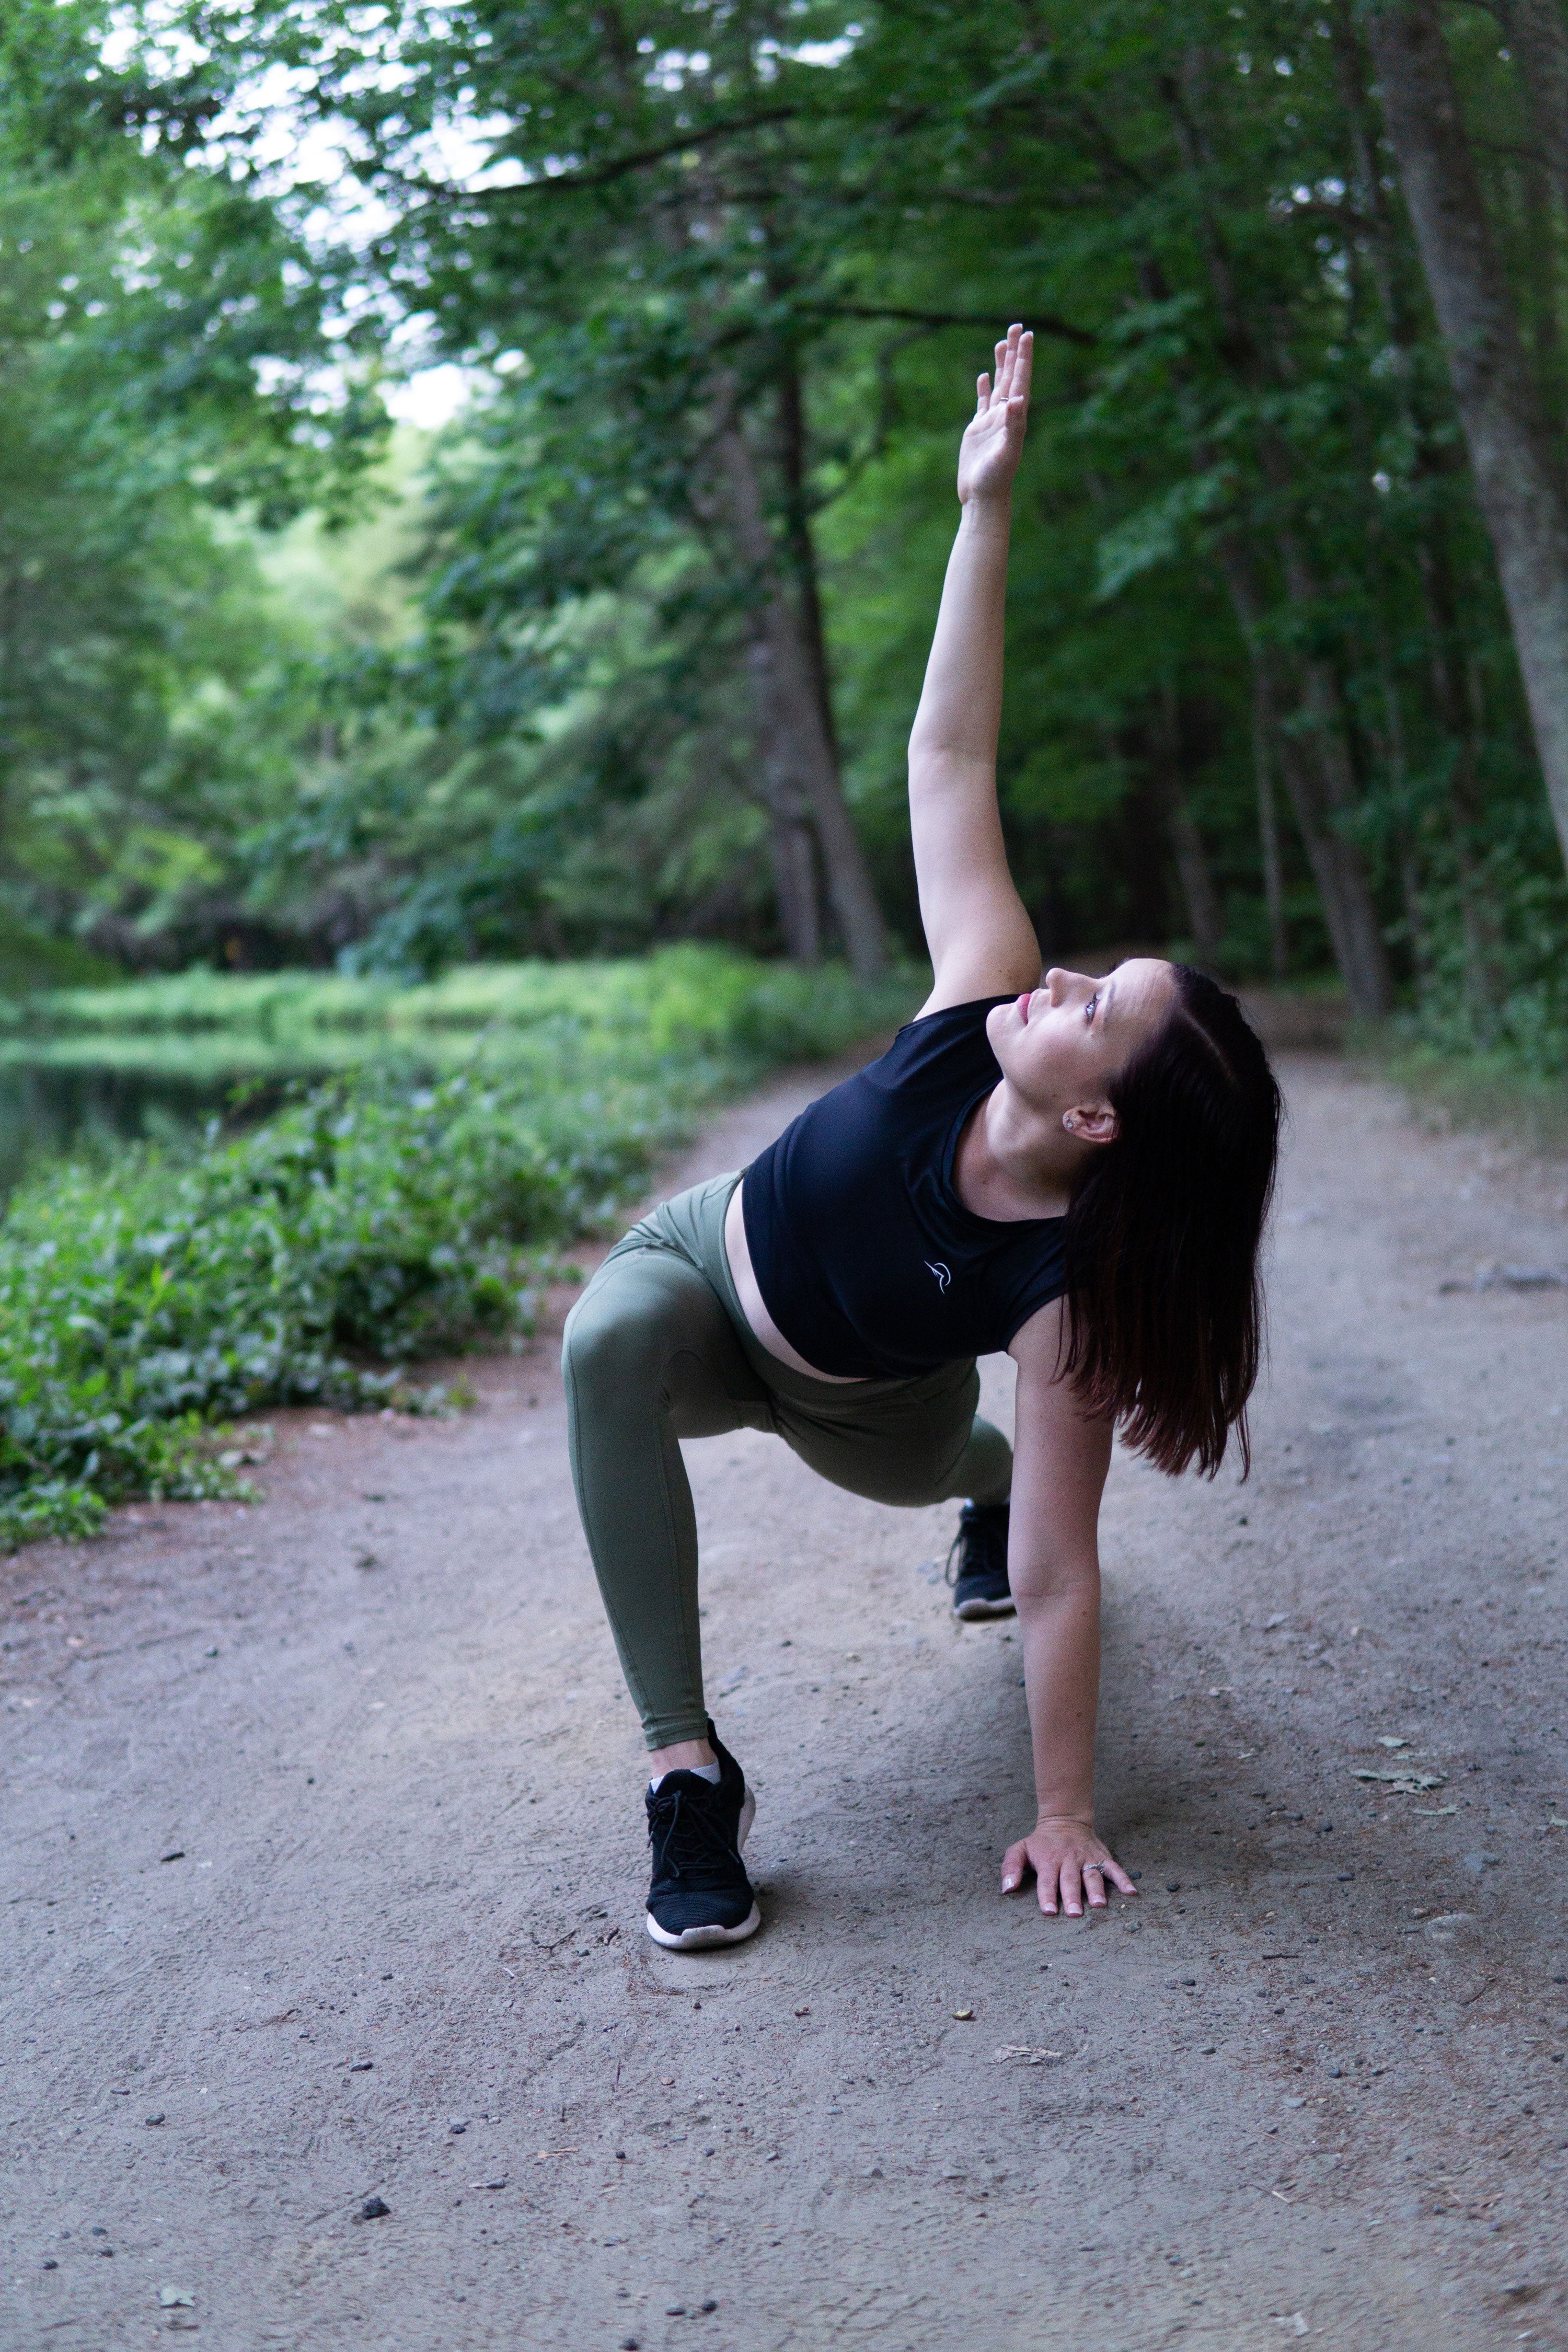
top-left (925, 1261), bottom-right (951, 1293)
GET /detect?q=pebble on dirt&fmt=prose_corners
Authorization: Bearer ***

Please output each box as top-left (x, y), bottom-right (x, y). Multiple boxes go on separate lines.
top-left (354, 2197), bottom-right (390, 2222)
top-left (145, 2113), bottom-right (165, 2126)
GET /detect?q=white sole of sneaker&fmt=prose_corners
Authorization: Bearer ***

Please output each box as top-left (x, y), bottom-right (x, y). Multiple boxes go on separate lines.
top-left (644, 1791), bottom-right (759, 1949)
top-left (953, 1595), bottom-right (1016, 1620)
top-left (645, 1899), bottom-right (762, 1950)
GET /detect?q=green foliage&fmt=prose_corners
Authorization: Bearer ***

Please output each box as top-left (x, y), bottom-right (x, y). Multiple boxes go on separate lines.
top-left (1371, 1042), bottom-right (1568, 1161)
top-left (1, 943), bottom-right (916, 1073)
top-left (0, 928), bottom-right (122, 995)
top-left (0, 1479), bottom-right (107, 1553)
top-left (2, 0), bottom-right (1566, 1073)
top-left (0, 0), bottom-right (388, 976)
top-left (0, 950), bottom-right (918, 1545)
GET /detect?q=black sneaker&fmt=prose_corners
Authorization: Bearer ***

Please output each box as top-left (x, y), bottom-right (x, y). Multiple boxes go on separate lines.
top-left (644, 1720), bottom-right (760, 1950)
top-left (946, 1499), bottom-right (1014, 1620)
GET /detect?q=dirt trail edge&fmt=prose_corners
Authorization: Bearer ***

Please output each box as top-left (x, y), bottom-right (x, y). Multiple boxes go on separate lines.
top-left (3, 1053), bottom-right (1566, 2352)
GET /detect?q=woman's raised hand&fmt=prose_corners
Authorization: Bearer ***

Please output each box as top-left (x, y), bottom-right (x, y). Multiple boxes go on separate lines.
top-left (955, 322), bottom-right (1033, 507)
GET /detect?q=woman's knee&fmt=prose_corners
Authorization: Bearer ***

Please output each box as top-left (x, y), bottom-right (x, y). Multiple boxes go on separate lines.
top-left (562, 1270), bottom-right (668, 1404)
top-left (563, 1248), bottom-right (740, 1419)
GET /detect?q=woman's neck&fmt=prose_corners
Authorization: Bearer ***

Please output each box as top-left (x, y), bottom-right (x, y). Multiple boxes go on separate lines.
top-left (953, 1082), bottom-right (1077, 1222)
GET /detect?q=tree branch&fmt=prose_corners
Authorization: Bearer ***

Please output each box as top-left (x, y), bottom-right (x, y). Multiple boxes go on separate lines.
top-left (802, 302), bottom-right (1096, 347)
top-left (488, 107), bottom-right (799, 197)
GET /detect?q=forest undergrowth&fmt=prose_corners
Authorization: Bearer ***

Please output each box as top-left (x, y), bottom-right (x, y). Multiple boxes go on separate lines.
top-left (0, 950), bottom-right (917, 1551)
top-left (1370, 1038), bottom-right (1568, 1164)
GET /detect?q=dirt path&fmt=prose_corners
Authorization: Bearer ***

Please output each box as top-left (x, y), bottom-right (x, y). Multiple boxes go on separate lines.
top-left (3, 1052), bottom-right (1567, 2352)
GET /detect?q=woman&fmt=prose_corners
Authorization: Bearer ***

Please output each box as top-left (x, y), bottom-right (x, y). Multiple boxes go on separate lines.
top-left (564, 325), bottom-right (1282, 1950)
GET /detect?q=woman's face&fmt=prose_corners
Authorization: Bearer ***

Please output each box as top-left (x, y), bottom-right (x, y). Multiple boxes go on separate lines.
top-left (985, 960), bottom-right (1174, 1131)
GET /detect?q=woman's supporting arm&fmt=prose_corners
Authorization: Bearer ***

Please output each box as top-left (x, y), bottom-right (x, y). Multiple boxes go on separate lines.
top-left (909, 324), bottom-right (1043, 1014)
top-left (1002, 1301), bottom-right (1139, 1916)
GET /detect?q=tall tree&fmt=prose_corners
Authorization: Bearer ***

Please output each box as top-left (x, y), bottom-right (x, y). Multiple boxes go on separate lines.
top-left (0, 0), bottom-right (383, 967)
top-left (1366, 0), bottom-right (1568, 880)
top-left (29, 0), bottom-right (1554, 1056)
top-left (197, 0), bottom-right (891, 972)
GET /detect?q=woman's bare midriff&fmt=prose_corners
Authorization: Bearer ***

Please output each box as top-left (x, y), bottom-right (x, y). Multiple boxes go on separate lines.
top-left (723, 1180), bottom-right (868, 1385)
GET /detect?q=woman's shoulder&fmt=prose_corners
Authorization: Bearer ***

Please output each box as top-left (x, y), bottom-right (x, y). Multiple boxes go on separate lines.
top-left (864, 993), bottom-right (1008, 1089)
top-left (887, 991), bottom-right (1012, 1055)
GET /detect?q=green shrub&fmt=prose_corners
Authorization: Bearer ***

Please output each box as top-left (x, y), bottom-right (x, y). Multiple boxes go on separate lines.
top-left (1368, 1039), bottom-right (1568, 1160)
top-left (0, 950), bottom-right (919, 1546)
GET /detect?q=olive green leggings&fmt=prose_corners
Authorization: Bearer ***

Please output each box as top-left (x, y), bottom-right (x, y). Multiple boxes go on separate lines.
top-left (562, 1171), bottom-right (1012, 1750)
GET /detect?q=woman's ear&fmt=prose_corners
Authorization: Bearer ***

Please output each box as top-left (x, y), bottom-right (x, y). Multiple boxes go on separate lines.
top-left (1063, 1100), bottom-right (1119, 1146)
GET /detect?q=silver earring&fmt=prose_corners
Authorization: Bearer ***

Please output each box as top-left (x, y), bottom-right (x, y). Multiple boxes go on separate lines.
top-left (1064, 1114), bottom-right (1075, 1132)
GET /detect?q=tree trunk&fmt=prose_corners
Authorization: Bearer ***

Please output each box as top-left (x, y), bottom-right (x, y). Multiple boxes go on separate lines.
top-left (717, 420), bottom-right (889, 979)
top-left (746, 638), bottom-right (821, 964)
top-left (1167, 794), bottom-right (1223, 961)
top-left (1217, 539), bottom-right (1394, 1018)
top-left (1115, 752), bottom-right (1172, 948)
top-left (1333, 2), bottom-right (1511, 1009)
top-left (1249, 516), bottom-right (1395, 1014)
top-left (1367, 0), bottom-right (1568, 879)
top-left (1250, 675), bottom-right (1289, 978)
top-left (1138, 128), bottom-right (1393, 1012)
top-left (1502, 0), bottom-right (1568, 228)
top-left (1153, 682), bottom-right (1224, 960)
top-left (774, 344), bottom-right (841, 767)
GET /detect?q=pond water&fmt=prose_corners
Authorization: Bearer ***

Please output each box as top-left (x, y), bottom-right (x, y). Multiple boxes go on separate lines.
top-left (0, 1030), bottom-right (456, 1198)
top-left (0, 1064), bottom-right (276, 1198)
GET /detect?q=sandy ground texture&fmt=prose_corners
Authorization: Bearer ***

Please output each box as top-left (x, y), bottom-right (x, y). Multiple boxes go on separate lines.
top-left (3, 1049), bottom-right (1567, 2352)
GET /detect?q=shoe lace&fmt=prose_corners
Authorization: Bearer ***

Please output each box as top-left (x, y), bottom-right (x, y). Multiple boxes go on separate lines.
top-left (647, 1785), bottom-right (737, 1880)
top-left (944, 1506), bottom-right (1008, 1587)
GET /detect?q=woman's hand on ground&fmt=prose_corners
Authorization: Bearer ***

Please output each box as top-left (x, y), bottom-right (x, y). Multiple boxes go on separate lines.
top-left (955, 324), bottom-right (1033, 507)
top-left (1001, 1816), bottom-right (1138, 1918)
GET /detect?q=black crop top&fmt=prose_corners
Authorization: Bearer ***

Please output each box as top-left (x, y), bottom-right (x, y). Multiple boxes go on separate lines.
top-left (741, 996), bottom-right (1068, 1378)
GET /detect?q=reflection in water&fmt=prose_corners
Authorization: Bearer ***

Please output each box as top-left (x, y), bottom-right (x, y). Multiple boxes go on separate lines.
top-left (0, 1066), bottom-right (273, 1200)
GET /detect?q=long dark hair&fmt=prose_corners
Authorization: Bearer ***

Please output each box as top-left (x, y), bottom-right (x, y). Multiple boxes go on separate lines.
top-left (1060, 965), bottom-right (1282, 1479)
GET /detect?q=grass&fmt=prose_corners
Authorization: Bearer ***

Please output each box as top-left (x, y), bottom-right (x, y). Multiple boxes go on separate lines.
top-left (0, 952), bottom-right (906, 1078)
top-left (0, 948), bottom-right (920, 1550)
top-left (1366, 1037), bottom-right (1568, 1161)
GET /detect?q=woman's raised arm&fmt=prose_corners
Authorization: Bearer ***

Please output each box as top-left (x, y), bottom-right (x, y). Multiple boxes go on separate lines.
top-left (908, 324), bottom-right (1043, 1017)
